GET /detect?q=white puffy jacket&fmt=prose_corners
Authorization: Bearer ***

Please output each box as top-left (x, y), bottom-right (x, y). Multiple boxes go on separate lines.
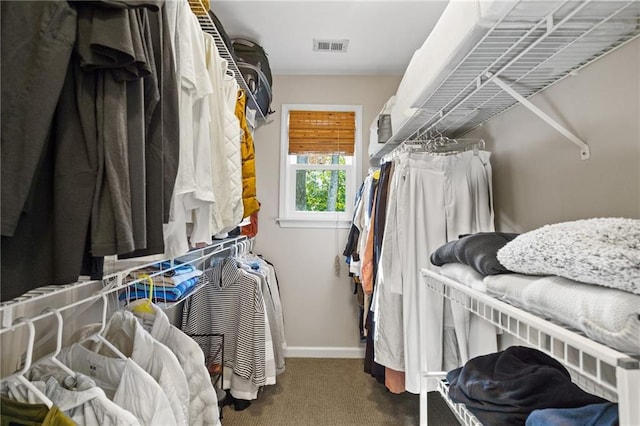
top-left (128, 302), bottom-right (222, 426)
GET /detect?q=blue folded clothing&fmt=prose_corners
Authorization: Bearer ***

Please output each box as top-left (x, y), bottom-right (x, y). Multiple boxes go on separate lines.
top-left (156, 261), bottom-right (195, 276)
top-left (119, 277), bottom-right (200, 302)
top-left (526, 403), bottom-right (618, 426)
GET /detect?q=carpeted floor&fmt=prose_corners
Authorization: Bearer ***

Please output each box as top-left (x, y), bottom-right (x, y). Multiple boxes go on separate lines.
top-left (220, 358), bottom-right (459, 426)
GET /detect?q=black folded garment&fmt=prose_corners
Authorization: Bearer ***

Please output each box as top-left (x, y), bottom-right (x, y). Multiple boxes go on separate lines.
top-left (446, 346), bottom-right (607, 425)
top-left (430, 232), bottom-right (519, 275)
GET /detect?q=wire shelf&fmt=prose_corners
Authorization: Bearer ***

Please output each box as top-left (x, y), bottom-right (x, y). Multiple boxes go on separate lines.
top-left (421, 269), bottom-right (640, 425)
top-left (371, 0), bottom-right (640, 162)
top-left (188, 0), bottom-right (267, 122)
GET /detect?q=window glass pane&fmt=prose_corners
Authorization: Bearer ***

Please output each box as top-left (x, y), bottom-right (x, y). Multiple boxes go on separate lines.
top-left (295, 169), bottom-right (346, 212)
top-left (289, 154), bottom-right (352, 165)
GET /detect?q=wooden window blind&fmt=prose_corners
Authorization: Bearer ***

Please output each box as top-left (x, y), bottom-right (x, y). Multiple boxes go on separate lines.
top-left (288, 110), bottom-right (355, 155)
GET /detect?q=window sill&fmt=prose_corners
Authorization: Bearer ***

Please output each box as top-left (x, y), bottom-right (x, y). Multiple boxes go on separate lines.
top-left (276, 218), bottom-right (352, 229)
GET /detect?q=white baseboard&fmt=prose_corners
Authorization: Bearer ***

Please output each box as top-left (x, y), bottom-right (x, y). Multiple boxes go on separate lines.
top-left (285, 346), bottom-right (365, 358)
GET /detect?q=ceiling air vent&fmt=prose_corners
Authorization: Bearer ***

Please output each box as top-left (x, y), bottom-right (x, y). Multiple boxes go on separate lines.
top-left (313, 39), bottom-right (349, 53)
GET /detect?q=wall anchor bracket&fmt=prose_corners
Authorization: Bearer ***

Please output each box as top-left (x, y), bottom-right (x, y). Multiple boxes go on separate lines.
top-left (487, 73), bottom-right (591, 160)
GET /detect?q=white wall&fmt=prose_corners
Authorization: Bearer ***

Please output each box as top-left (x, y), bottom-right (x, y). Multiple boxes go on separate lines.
top-left (252, 75), bottom-right (400, 356)
top-left (466, 38), bottom-right (640, 232)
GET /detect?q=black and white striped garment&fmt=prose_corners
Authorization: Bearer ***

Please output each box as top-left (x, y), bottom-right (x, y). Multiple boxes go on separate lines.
top-left (182, 257), bottom-right (266, 389)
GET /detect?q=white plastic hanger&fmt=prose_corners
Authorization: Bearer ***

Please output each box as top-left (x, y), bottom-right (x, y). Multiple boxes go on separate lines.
top-left (7, 317), bottom-right (55, 408)
top-left (89, 293), bottom-right (128, 360)
top-left (41, 308), bottom-right (76, 377)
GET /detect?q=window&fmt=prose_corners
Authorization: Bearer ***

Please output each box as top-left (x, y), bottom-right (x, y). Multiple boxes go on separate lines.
top-left (278, 104), bottom-right (362, 228)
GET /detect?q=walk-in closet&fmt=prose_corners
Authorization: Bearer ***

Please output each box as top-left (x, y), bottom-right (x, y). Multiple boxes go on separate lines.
top-left (2, 1), bottom-right (639, 425)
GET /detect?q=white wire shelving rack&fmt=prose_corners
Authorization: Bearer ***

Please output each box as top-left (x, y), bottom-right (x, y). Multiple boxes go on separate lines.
top-left (0, 236), bottom-right (249, 329)
top-left (188, 0), bottom-right (269, 123)
top-left (371, 0), bottom-right (640, 162)
top-left (419, 269), bottom-right (640, 426)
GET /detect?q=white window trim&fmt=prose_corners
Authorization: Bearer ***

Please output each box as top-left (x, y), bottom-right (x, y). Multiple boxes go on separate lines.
top-left (278, 103), bottom-right (362, 229)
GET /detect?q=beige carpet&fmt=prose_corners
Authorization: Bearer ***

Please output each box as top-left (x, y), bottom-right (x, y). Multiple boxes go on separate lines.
top-left (220, 358), bottom-right (458, 426)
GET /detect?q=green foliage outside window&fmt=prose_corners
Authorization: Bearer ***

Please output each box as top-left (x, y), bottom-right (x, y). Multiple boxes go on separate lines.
top-left (295, 154), bottom-right (347, 212)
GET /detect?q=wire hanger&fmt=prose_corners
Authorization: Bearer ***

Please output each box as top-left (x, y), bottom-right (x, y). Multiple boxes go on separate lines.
top-left (4, 317), bottom-right (55, 408)
top-left (40, 308), bottom-right (76, 377)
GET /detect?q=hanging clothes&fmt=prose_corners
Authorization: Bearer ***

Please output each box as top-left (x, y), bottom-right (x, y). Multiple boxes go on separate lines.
top-left (208, 58), bottom-right (244, 238)
top-left (120, 0), bottom-right (182, 259)
top-left (0, 396), bottom-right (75, 426)
top-left (29, 344), bottom-right (177, 426)
top-left (236, 90), bottom-right (260, 218)
top-left (163, 6), bottom-right (214, 256)
top-left (182, 258), bottom-right (266, 400)
top-left (2, 376), bottom-right (140, 426)
top-left (75, 311), bottom-right (190, 426)
top-left (237, 255), bottom-right (286, 375)
top-left (375, 149), bottom-right (495, 393)
top-left (127, 302), bottom-right (221, 426)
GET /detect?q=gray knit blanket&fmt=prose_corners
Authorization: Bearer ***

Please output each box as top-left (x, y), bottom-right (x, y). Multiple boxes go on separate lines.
top-left (497, 217), bottom-right (640, 295)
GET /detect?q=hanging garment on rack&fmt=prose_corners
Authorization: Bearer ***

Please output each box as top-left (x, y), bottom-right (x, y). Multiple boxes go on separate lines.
top-left (127, 302), bottom-right (221, 426)
top-left (0, 0), bottom-right (76, 239)
top-left (237, 90), bottom-right (260, 218)
top-left (0, 396), bottom-right (75, 426)
top-left (260, 257), bottom-right (287, 368)
top-left (376, 149), bottom-right (495, 393)
top-left (182, 257), bottom-right (266, 400)
top-left (237, 256), bottom-right (286, 375)
top-left (1, 0), bottom-right (172, 301)
top-left (163, 6), bottom-right (215, 256)
top-left (372, 153), bottom-right (406, 374)
top-left (72, 311), bottom-right (190, 426)
top-left (0, 0), bottom-right (87, 303)
top-left (373, 161), bottom-right (394, 285)
top-left (203, 32), bottom-right (235, 236)
top-left (2, 376), bottom-right (140, 426)
top-left (216, 64), bottom-right (244, 236)
top-left (119, 0), bottom-right (182, 259)
top-left (29, 344), bottom-right (177, 426)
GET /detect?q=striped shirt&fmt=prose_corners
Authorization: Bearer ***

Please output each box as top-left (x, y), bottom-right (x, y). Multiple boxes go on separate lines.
top-left (182, 258), bottom-right (266, 390)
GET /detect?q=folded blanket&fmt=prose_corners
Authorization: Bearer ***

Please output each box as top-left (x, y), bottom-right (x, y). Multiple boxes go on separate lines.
top-left (439, 263), bottom-right (487, 292)
top-left (484, 273), bottom-right (640, 354)
top-left (497, 218), bottom-right (640, 294)
top-left (431, 232), bottom-right (519, 275)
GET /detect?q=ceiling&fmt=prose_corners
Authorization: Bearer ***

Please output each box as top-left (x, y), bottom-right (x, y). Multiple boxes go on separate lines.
top-left (210, 1), bottom-right (449, 76)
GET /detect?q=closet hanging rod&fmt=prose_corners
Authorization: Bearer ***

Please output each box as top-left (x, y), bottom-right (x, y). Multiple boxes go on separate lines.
top-left (0, 236), bottom-right (248, 328)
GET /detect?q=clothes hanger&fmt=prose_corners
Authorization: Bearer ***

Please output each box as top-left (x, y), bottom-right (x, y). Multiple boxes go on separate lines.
top-left (88, 292), bottom-right (128, 360)
top-left (130, 275), bottom-right (155, 315)
top-left (6, 317), bottom-right (55, 408)
top-left (40, 308), bottom-right (76, 377)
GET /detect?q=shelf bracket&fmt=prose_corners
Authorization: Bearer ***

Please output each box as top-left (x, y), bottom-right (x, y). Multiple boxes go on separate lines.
top-left (487, 73), bottom-right (591, 160)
